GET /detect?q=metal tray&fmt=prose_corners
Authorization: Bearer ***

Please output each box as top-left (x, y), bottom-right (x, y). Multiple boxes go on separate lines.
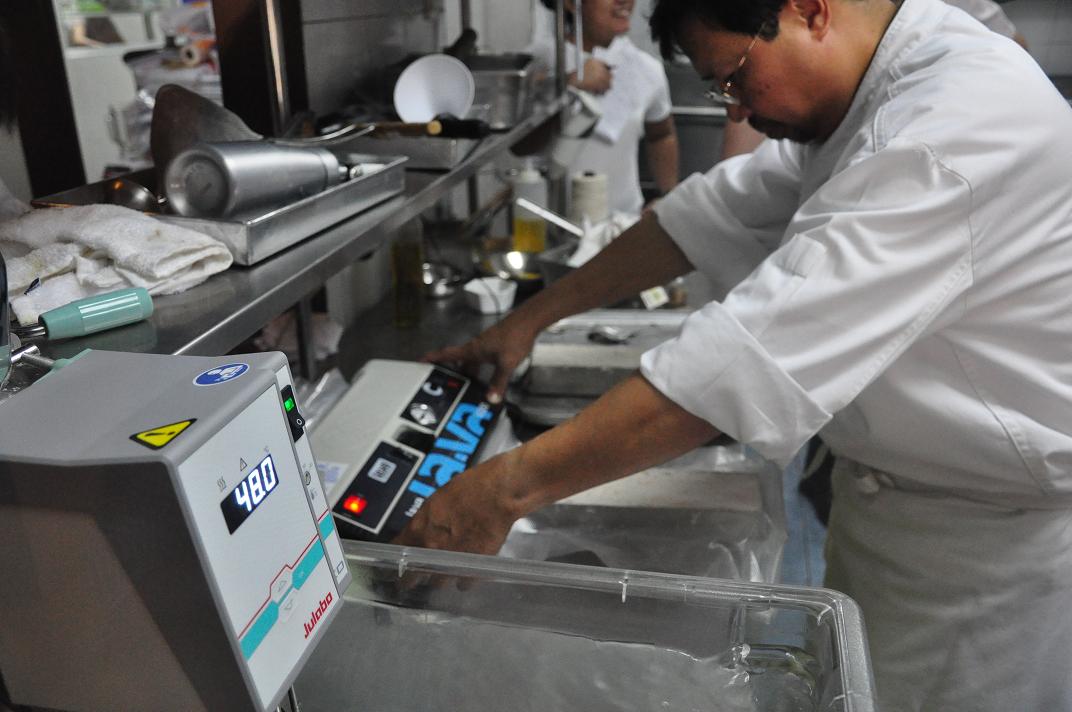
top-left (32, 153), bottom-right (408, 266)
top-left (509, 309), bottom-right (689, 425)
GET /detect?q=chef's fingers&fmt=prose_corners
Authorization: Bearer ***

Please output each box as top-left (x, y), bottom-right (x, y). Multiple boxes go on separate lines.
top-left (419, 342), bottom-right (483, 379)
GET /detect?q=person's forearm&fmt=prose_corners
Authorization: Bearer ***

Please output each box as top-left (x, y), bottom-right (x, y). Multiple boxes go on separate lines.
top-left (646, 132), bottom-right (679, 197)
top-left (496, 372), bottom-right (720, 517)
top-left (503, 212), bottom-right (694, 338)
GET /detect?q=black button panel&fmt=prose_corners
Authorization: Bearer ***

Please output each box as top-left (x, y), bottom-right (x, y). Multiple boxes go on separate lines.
top-left (280, 384), bottom-right (306, 441)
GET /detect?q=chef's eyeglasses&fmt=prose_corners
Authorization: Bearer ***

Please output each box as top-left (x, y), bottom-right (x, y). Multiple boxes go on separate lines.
top-left (704, 22), bottom-right (767, 107)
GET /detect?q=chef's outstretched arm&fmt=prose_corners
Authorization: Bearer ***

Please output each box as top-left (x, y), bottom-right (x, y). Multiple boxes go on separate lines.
top-left (393, 370), bottom-right (719, 555)
top-left (422, 211), bottom-right (694, 403)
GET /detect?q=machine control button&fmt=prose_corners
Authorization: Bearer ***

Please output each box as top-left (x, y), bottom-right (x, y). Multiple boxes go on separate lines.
top-left (408, 402), bottom-right (437, 427)
top-left (367, 457), bottom-right (396, 484)
top-left (304, 470), bottom-right (312, 486)
top-left (280, 385), bottom-right (306, 442)
top-left (279, 591), bottom-right (298, 622)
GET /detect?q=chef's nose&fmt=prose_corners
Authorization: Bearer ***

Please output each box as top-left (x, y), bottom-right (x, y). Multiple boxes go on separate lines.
top-left (727, 104), bottom-right (752, 123)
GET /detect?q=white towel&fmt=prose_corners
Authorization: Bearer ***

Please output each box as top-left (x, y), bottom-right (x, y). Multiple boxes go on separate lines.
top-left (566, 211), bottom-right (639, 268)
top-left (591, 39), bottom-right (664, 145)
top-left (0, 204), bottom-right (232, 325)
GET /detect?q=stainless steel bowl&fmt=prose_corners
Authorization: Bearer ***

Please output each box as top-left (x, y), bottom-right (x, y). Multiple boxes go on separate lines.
top-left (478, 250), bottom-right (541, 282)
top-left (422, 261), bottom-right (463, 299)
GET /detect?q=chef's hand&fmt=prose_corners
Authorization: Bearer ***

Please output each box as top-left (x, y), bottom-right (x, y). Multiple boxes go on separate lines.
top-left (421, 319), bottom-right (537, 405)
top-left (570, 58), bottom-right (613, 95)
top-left (393, 451), bottom-right (521, 555)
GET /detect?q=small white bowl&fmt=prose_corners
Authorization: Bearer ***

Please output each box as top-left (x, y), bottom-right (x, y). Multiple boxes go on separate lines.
top-left (393, 54), bottom-right (475, 123)
top-left (463, 277), bottom-right (517, 314)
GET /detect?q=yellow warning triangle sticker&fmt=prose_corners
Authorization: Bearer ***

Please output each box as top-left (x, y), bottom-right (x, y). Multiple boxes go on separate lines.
top-left (130, 419), bottom-right (197, 450)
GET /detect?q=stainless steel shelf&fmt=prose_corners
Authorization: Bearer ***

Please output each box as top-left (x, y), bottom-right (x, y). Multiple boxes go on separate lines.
top-left (43, 96), bottom-right (567, 361)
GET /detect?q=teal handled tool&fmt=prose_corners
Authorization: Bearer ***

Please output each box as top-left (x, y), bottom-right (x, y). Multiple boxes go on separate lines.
top-left (11, 287), bottom-right (153, 341)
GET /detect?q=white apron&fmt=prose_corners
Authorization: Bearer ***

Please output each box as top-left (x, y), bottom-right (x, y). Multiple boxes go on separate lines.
top-left (824, 458), bottom-right (1072, 712)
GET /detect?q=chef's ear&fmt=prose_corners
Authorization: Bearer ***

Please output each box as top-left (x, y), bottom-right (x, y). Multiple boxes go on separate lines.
top-left (790, 0), bottom-right (832, 39)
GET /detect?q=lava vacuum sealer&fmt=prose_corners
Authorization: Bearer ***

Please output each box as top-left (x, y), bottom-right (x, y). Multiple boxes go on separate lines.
top-left (311, 359), bottom-right (508, 542)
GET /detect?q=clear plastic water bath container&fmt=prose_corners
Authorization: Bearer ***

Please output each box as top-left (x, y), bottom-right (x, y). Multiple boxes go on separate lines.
top-left (295, 542), bottom-right (877, 712)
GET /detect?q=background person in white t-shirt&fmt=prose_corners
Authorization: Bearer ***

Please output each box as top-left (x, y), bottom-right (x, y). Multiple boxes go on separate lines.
top-left (530, 0), bottom-right (679, 216)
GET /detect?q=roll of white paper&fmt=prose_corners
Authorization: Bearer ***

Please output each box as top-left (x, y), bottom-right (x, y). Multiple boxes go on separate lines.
top-left (569, 171), bottom-right (609, 225)
top-left (180, 43), bottom-right (206, 67)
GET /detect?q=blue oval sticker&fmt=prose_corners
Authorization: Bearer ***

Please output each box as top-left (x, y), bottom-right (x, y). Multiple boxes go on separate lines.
top-left (194, 363), bottom-right (250, 387)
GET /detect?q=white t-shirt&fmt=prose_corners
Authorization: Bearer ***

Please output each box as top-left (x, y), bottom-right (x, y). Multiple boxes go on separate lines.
top-left (646, 0), bottom-right (1072, 506)
top-left (530, 35), bottom-right (672, 216)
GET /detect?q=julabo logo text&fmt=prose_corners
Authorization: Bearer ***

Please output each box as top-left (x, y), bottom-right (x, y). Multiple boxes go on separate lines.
top-left (303, 592), bottom-right (334, 639)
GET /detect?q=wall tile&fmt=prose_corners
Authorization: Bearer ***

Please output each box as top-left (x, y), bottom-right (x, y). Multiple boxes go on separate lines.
top-left (301, 0), bottom-right (430, 23)
top-left (1043, 44), bottom-right (1072, 74)
top-left (1005, 0), bottom-right (1058, 48)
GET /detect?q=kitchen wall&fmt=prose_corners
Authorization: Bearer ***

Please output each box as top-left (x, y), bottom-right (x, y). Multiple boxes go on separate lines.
top-left (484, 0), bottom-right (1071, 77)
top-left (300, 0), bottom-right (447, 115)
top-left (1005, 0), bottom-right (1072, 75)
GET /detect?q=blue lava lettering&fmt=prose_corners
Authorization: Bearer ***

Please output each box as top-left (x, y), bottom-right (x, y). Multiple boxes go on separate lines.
top-left (408, 403), bottom-right (492, 498)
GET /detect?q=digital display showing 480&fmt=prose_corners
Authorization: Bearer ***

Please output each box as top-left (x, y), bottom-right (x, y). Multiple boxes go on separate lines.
top-left (220, 454), bottom-right (279, 534)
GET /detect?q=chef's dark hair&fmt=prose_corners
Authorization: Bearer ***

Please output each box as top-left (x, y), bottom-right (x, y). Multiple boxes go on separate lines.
top-left (649, 0), bottom-right (784, 61)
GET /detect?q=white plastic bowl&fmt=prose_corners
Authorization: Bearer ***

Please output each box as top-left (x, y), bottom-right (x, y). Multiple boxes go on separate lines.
top-left (393, 54), bottom-right (475, 123)
top-left (464, 277), bottom-right (517, 314)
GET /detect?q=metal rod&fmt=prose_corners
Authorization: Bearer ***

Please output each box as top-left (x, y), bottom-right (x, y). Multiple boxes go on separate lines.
top-left (574, 0), bottom-right (584, 82)
top-left (554, 0), bottom-right (567, 98)
top-left (467, 175), bottom-right (480, 217)
top-left (515, 197), bottom-right (585, 237)
top-left (1, 252), bottom-right (9, 359)
top-left (263, 0), bottom-right (290, 136)
top-left (456, 185), bottom-right (513, 243)
top-left (460, 0), bottom-right (472, 31)
top-left (295, 297), bottom-right (316, 381)
top-left (10, 344), bottom-right (53, 371)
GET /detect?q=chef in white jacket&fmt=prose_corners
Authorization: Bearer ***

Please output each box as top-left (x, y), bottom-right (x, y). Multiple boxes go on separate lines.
top-left (719, 0), bottom-right (1028, 158)
top-left (401, 0), bottom-right (1072, 709)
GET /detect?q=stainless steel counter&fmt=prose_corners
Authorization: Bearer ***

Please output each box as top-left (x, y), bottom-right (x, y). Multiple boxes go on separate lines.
top-left (40, 97), bottom-right (567, 362)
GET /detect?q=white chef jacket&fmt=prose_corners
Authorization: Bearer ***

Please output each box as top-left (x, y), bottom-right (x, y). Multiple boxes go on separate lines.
top-left (529, 36), bottom-right (672, 216)
top-left (645, 0), bottom-right (1072, 506)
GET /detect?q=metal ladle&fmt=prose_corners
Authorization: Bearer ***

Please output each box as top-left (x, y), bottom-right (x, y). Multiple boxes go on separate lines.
top-left (105, 178), bottom-right (159, 212)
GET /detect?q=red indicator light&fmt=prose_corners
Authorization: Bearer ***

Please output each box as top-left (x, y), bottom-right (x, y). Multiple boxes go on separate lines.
top-left (343, 495), bottom-right (368, 515)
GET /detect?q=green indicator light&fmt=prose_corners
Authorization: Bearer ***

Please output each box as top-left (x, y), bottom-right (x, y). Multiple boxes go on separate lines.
top-left (284, 398), bottom-right (295, 412)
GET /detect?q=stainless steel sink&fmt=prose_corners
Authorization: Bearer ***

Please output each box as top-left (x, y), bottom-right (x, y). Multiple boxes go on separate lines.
top-left (493, 308), bottom-right (786, 583)
top-left (498, 443), bottom-right (787, 583)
